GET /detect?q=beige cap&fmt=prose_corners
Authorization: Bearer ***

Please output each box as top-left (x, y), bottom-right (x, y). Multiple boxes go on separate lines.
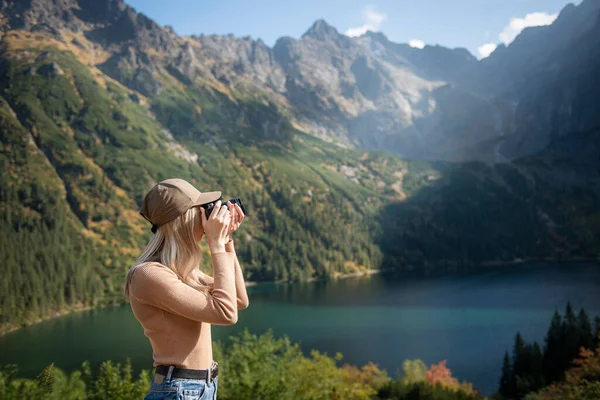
top-left (139, 178), bottom-right (221, 233)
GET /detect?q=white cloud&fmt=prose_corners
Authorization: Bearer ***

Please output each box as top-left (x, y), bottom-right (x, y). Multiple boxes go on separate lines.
top-left (345, 5), bottom-right (387, 37)
top-left (408, 39), bottom-right (425, 49)
top-left (499, 12), bottom-right (558, 45)
top-left (477, 43), bottom-right (497, 59)
top-left (475, 11), bottom-right (558, 59)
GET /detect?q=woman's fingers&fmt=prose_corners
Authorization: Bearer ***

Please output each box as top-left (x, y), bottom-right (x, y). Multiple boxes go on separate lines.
top-left (202, 199), bottom-right (239, 243)
top-left (228, 201), bottom-right (236, 223)
top-left (200, 206), bottom-right (207, 227)
top-left (220, 206), bottom-right (230, 220)
top-left (210, 200), bottom-right (222, 220)
top-left (223, 213), bottom-right (232, 236)
top-left (235, 203), bottom-right (244, 221)
top-left (236, 204), bottom-right (244, 226)
top-left (207, 201), bottom-right (243, 239)
top-left (216, 202), bottom-right (229, 219)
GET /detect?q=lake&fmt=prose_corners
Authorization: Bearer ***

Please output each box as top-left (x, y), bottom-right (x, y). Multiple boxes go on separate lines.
top-left (1, 262), bottom-right (599, 395)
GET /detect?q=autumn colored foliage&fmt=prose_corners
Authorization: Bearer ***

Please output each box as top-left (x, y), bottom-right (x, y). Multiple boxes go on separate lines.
top-left (377, 358), bottom-right (482, 399)
top-left (425, 360), bottom-right (476, 395)
top-left (526, 343), bottom-right (600, 399)
top-left (426, 360), bottom-right (458, 388)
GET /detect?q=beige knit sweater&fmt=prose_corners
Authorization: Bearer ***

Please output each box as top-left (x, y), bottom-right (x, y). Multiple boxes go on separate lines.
top-left (127, 239), bottom-right (249, 370)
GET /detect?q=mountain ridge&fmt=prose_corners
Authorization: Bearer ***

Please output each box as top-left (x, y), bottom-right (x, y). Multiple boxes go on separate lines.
top-left (7, 0), bottom-right (595, 163)
top-left (1, 0), bottom-right (499, 160)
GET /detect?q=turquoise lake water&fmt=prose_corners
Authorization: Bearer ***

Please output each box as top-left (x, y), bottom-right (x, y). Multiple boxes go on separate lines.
top-left (1, 261), bottom-right (599, 395)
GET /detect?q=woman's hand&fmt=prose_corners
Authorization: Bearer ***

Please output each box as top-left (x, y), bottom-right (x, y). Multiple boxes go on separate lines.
top-left (200, 200), bottom-right (231, 253)
top-left (225, 201), bottom-right (245, 240)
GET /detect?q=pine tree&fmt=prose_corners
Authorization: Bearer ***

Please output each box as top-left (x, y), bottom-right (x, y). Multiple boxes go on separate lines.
top-left (562, 302), bottom-right (580, 376)
top-left (499, 351), bottom-right (513, 398)
top-left (512, 332), bottom-right (526, 396)
top-left (577, 308), bottom-right (594, 351)
top-left (565, 302), bottom-right (577, 328)
top-left (543, 309), bottom-right (563, 384)
top-left (513, 333), bottom-right (526, 371)
top-left (530, 342), bottom-right (545, 391)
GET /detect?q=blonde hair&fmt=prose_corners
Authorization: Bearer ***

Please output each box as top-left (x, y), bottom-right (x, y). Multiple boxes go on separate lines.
top-left (124, 206), bottom-right (212, 297)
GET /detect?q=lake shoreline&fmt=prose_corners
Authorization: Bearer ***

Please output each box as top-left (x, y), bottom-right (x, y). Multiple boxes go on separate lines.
top-left (2, 257), bottom-right (598, 336)
top-left (0, 267), bottom-right (390, 336)
top-left (0, 302), bottom-right (118, 336)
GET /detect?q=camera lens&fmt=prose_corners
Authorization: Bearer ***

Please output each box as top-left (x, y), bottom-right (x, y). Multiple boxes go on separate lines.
top-left (202, 197), bottom-right (246, 218)
top-left (229, 198), bottom-right (246, 216)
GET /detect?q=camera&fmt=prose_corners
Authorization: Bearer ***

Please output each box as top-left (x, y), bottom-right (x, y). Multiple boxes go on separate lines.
top-left (202, 197), bottom-right (246, 218)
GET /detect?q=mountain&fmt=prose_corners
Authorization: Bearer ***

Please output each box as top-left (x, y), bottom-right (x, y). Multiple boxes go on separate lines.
top-left (2, 0), bottom-right (598, 164)
top-left (186, 1), bottom-right (600, 163)
top-left (271, 20), bottom-right (501, 161)
top-left (0, 0), bottom-right (599, 333)
top-left (479, 0), bottom-right (600, 160)
top-left (482, 0), bottom-right (600, 94)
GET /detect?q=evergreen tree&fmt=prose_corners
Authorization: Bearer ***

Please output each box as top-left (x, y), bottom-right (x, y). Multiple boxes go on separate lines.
top-left (530, 342), bottom-right (545, 391)
top-left (577, 308), bottom-right (595, 351)
top-left (561, 302), bottom-right (581, 377)
top-left (512, 332), bottom-right (526, 396)
top-left (543, 309), bottom-right (563, 383)
top-left (499, 351), bottom-right (513, 398)
top-left (501, 307), bottom-right (600, 400)
top-left (513, 333), bottom-right (526, 373)
top-left (564, 302), bottom-right (577, 327)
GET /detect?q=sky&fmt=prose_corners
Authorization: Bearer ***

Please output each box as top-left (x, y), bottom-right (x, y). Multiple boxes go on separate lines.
top-left (126, 0), bottom-right (582, 59)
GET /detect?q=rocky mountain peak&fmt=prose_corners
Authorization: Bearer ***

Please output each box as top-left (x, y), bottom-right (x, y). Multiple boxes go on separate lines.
top-left (73, 0), bottom-right (129, 24)
top-left (362, 31), bottom-right (390, 44)
top-left (481, 0), bottom-right (600, 94)
top-left (0, 0), bottom-right (178, 53)
top-left (302, 19), bottom-right (342, 42)
top-left (559, 2), bottom-right (577, 16)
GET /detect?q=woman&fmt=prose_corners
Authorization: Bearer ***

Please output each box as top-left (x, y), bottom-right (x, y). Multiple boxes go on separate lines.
top-left (124, 178), bottom-right (249, 400)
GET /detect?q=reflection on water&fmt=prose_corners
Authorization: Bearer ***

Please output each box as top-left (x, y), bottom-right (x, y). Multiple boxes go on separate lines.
top-left (1, 262), bottom-right (599, 395)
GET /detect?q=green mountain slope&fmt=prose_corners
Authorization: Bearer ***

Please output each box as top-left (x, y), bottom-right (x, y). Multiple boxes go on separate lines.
top-left (380, 138), bottom-right (600, 273)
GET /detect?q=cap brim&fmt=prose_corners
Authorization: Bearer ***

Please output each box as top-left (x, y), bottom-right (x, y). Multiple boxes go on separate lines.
top-left (192, 191), bottom-right (222, 207)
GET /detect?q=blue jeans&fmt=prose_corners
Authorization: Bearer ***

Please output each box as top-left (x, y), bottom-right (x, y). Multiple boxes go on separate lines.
top-left (144, 371), bottom-right (218, 400)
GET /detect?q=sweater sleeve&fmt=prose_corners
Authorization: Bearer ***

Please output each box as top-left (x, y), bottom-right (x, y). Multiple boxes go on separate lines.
top-left (129, 252), bottom-right (238, 325)
top-left (225, 239), bottom-right (250, 310)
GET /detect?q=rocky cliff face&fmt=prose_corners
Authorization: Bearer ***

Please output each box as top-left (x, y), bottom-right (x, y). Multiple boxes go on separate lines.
top-left (354, 31), bottom-right (478, 87)
top-left (270, 20), bottom-right (502, 160)
top-left (1, 0), bottom-right (178, 50)
top-left (191, 34), bottom-right (286, 92)
top-left (482, 0), bottom-right (600, 94)
top-left (479, 0), bottom-right (600, 160)
top-left (273, 20), bottom-right (438, 152)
